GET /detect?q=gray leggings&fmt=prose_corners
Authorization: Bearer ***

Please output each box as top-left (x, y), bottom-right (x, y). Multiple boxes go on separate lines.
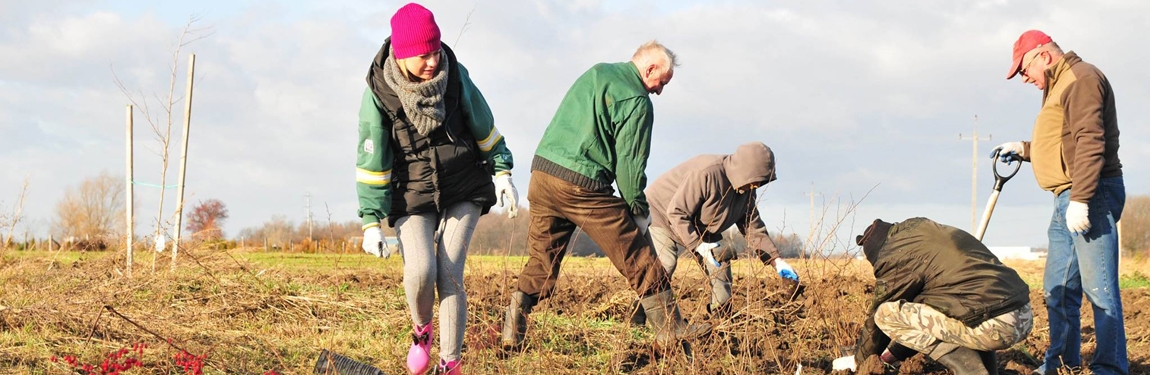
top-left (394, 201), bottom-right (481, 362)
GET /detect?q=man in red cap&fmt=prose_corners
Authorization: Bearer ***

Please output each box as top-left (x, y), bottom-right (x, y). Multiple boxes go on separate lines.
top-left (993, 29), bottom-right (1127, 375)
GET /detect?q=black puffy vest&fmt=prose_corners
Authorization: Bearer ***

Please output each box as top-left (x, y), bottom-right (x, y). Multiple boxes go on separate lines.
top-left (371, 43), bottom-right (495, 226)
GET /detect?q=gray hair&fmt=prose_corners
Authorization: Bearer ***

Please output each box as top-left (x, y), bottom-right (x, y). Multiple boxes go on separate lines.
top-left (632, 40), bottom-right (679, 73)
top-left (1039, 41), bottom-right (1064, 55)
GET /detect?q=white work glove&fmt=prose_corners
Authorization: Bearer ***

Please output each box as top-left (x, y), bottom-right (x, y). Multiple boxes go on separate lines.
top-left (695, 242), bottom-right (722, 267)
top-left (631, 213), bottom-right (651, 235)
top-left (774, 258), bottom-right (799, 281)
top-left (990, 141), bottom-right (1025, 163)
top-left (494, 173), bottom-right (519, 218)
top-left (832, 355), bottom-right (857, 372)
top-left (1066, 201), bottom-right (1090, 236)
top-left (361, 227), bottom-right (390, 258)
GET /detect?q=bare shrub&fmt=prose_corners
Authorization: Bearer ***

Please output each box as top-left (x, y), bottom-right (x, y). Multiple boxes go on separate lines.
top-left (52, 171), bottom-right (125, 242)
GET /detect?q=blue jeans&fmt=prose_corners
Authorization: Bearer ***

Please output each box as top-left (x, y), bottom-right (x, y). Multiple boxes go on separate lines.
top-left (1039, 176), bottom-right (1127, 375)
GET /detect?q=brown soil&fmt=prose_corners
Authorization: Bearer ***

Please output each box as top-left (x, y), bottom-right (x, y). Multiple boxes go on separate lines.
top-left (465, 261), bottom-right (1150, 374)
top-left (2, 252), bottom-right (1148, 374)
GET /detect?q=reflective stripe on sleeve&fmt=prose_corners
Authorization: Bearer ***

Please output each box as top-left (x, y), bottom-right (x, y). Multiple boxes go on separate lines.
top-left (477, 127), bottom-right (503, 152)
top-left (356, 168), bottom-right (391, 186)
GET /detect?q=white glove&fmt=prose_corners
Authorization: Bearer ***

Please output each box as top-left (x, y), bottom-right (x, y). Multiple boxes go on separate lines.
top-left (494, 173), bottom-right (519, 219)
top-left (631, 213), bottom-right (651, 235)
top-left (774, 258), bottom-right (799, 281)
top-left (990, 141), bottom-right (1025, 163)
top-left (832, 355), bottom-right (857, 372)
top-left (695, 242), bottom-right (722, 267)
top-left (1066, 201), bottom-right (1090, 236)
top-left (361, 227), bottom-right (390, 258)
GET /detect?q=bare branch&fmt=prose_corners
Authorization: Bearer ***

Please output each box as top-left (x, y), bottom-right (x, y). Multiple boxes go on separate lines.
top-left (109, 13), bottom-right (213, 273)
top-left (454, 2), bottom-right (478, 46)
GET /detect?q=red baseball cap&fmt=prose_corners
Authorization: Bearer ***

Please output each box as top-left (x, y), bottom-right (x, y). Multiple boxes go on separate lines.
top-left (1007, 30), bottom-right (1053, 79)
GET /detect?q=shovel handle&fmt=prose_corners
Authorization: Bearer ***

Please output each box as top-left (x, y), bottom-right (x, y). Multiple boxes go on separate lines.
top-left (977, 151), bottom-right (1022, 242)
top-left (974, 190), bottom-right (1001, 241)
top-left (991, 150), bottom-right (1022, 191)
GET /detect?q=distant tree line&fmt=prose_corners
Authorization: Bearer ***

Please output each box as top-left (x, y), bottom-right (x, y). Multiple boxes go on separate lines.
top-left (11, 171), bottom-right (1150, 261)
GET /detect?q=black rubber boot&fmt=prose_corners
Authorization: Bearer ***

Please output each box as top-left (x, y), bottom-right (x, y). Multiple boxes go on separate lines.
top-left (884, 343), bottom-right (920, 363)
top-left (706, 300), bottom-right (733, 320)
top-left (501, 291), bottom-right (537, 349)
top-left (936, 347), bottom-right (989, 375)
top-left (979, 350), bottom-right (998, 375)
top-left (627, 299), bottom-right (646, 327)
top-left (639, 290), bottom-right (712, 349)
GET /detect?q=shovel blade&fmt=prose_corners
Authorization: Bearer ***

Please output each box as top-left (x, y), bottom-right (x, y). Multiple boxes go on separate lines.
top-left (314, 349), bottom-right (387, 375)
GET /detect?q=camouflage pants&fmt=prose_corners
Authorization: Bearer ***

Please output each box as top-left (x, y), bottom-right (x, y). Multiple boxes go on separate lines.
top-left (874, 301), bottom-right (1033, 359)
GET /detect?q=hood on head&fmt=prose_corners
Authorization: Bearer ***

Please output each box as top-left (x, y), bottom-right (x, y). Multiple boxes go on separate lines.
top-left (724, 142), bottom-right (777, 188)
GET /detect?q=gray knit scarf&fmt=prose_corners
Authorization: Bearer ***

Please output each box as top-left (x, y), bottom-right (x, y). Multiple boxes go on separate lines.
top-left (381, 48), bottom-right (449, 136)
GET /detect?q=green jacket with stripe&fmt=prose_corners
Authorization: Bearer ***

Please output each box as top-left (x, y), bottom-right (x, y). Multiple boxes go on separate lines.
top-left (356, 42), bottom-right (513, 229)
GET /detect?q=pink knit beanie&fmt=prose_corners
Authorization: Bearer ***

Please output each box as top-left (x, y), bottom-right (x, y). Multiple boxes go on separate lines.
top-left (390, 3), bottom-right (441, 59)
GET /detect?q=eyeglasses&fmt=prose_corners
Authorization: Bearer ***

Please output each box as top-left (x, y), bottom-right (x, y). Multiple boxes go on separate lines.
top-left (1018, 50), bottom-right (1043, 79)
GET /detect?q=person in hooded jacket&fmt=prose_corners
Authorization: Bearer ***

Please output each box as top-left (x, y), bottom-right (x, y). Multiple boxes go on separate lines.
top-left (355, 3), bottom-right (517, 374)
top-left (628, 142), bottom-right (798, 326)
top-left (832, 218), bottom-right (1033, 375)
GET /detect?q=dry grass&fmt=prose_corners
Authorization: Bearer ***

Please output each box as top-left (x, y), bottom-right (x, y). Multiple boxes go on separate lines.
top-left (0, 247), bottom-right (1147, 374)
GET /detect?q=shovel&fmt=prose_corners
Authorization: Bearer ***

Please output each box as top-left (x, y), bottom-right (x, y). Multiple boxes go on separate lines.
top-left (313, 349), bottom-right (388, 375)
top-left (973, 150), bottom-right (1022, 241)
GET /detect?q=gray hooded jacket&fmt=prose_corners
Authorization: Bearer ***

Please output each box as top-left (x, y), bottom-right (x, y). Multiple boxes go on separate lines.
top-left (646, 142), bottom-right (780, 263)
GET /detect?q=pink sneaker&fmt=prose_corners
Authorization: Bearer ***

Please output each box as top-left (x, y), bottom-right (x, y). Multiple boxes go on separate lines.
top-left (436, 358), bottom-right (461, 375)
top-left (406, 323), bottom-right (433, 375)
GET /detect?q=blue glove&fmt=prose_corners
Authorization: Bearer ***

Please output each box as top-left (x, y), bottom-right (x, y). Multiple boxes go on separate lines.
top-left (774, 258), bottom-right (799, 281)
top-left (990, 142), bottom-right (1024, 164)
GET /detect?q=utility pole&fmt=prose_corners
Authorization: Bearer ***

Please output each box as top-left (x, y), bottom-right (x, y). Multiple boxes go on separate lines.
top-left (803, 183), bottom-right (822, 258)
top-left (805, 183), bottom-right (818, 236)
top-left (305, 193), bottom-right (313, 241)
top-left (959, 115), bottom-right (991, 233)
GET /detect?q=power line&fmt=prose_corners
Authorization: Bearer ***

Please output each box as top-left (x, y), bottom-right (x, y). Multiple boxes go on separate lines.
top-left (958, 115), bottom-right (991, 232)
top-left (304, 193), bottom-right (313, 241)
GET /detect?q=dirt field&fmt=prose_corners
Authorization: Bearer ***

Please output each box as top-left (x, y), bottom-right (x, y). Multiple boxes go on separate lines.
top-left (0, 249), bottom-right (1147, 374)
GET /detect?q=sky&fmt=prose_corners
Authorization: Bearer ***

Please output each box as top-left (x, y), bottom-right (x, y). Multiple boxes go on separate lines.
top-left (2, 0), bottom-right (1147, 251)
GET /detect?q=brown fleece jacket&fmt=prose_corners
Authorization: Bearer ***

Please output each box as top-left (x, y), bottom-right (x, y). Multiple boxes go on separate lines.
top-left (646, 142), bottom-right (780, 264)
top-left (1020, 51), bottom-right (1122, 202)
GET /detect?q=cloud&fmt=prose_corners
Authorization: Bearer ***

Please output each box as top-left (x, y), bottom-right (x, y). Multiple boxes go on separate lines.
top-left (2, 0), bottom-right (1147, 248)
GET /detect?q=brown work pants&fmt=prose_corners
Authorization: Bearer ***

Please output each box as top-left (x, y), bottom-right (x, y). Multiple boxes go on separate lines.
top-left (516, 170), bottom-right (670, 299)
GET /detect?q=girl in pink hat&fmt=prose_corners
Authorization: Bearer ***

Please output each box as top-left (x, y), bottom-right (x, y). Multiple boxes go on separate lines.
top-left (355, 3), bottom-right (518, 374)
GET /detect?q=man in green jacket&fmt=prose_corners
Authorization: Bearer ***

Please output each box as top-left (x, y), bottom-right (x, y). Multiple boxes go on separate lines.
top-left (832, 218), bottom-right (1033, 375)
top-left (502, 40), bottom-right (710, 351)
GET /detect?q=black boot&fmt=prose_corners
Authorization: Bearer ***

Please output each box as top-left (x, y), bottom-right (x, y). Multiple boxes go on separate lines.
top-left (627, 299), bottom-right (646, 327)
top-left (639, 290), bottom-right (712, 349)
top-left (706, 300), bottom-right (733, 320)
top-left (884, 343), bottom-right (920, 363)
top-left (935, 347), bottom-right (989, 375)
top-left (501, 291), bottom-right (537, 349)
top-left (979, 350), bottom-right (998, 375)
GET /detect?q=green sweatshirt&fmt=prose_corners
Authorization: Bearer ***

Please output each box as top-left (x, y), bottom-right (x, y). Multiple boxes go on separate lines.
top-left (533, 62), bottom-right (654, 216)
top-left (356, 62), bottom-right (513, 229)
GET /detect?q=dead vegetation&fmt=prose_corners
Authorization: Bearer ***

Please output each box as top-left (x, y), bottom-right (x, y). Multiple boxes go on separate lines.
top-left (0, 247), bottom-right (1147, 374)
